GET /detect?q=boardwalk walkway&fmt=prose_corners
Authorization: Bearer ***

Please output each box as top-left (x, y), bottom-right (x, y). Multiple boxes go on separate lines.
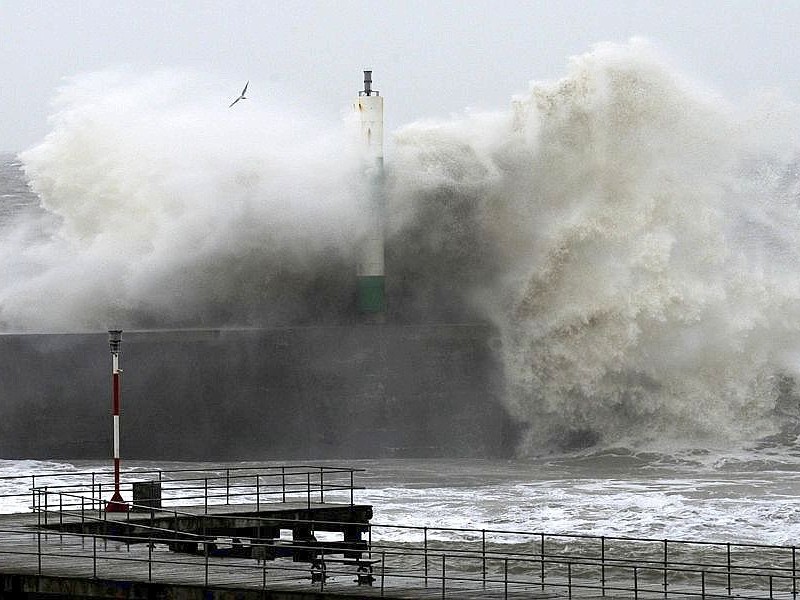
top-left (1, 465), bottom-right (792, 599)
top-left (0, 505), bottom-right (563, 599)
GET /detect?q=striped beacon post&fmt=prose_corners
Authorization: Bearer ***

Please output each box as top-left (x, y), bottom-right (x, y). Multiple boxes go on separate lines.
top-left (105, 329), bottom-right (129, 512)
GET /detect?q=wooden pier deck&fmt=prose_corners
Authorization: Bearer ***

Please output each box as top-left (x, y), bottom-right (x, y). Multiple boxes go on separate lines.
top-left (0, 505), bottom-right (564, 599)
top-left (3, 465), bottom-right (781, 599)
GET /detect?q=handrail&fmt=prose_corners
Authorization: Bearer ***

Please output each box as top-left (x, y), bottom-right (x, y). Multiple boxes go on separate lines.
top-left (0, 520), bottom-right (795, 599)
top-left (0, 463), bottom-right (365, 483)
top-left (26, 483), bottom-right (799, 569)
top-left (2, 464), bottom-right (365, 513)
top-left (5, 467), bottom-right (799, 598)
top-left (29, 487), bottom-right (800, 589)
top-left (13, 465), bottom-right (365, 516)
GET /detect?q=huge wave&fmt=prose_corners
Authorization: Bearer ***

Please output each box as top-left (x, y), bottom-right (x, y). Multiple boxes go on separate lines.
top-left (6, 40), bottom-right (800, 452)
top-left (390, 39), bottom-right (800, 451)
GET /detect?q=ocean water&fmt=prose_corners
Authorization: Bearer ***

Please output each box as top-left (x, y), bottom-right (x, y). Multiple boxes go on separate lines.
top-left (3, 39), bottom-right (800, 549)
top-left (1, 451), bottom-right (800, 547)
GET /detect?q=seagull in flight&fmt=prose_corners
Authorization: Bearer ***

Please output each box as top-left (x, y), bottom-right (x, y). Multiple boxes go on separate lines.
top-left (229, 81), bottom-right (249, 108)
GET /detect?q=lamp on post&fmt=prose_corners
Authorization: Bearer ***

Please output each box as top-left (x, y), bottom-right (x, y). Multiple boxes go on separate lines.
top-left (105, 329), bottom-right (128, 512)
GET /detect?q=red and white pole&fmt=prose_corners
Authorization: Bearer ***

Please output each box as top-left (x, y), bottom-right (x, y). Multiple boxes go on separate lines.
top-left (106, 329), bottom-right (128, 512)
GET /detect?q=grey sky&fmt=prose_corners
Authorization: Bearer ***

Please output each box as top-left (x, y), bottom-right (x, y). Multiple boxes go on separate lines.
top-left (1, 0), bottom-right (799, 152)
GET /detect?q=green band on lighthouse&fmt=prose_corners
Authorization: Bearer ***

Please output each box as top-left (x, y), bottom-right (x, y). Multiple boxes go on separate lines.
top-left (358, 276), bottom-right (386, 313)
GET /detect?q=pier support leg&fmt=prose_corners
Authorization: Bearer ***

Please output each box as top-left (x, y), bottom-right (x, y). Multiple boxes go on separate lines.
top-left (344, 525), bottom-right (366, 559)
top-left (293, 524), bottom-right (317, 563)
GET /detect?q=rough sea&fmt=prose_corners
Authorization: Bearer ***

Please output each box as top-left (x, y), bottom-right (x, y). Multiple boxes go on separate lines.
top-left (3, 39), bottom-right (800, 549)
top-left (2, 452), bottom-right (800, 546)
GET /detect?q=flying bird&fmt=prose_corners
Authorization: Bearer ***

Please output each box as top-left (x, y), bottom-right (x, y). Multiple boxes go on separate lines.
top-left (229, 81), bottom-right (249, 108)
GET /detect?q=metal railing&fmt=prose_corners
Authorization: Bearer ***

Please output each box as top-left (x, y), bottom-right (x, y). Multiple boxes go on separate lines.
top-left (1, 467), bottom-right (798, 598)
top-left (9, 490), bottom-right (800, 599)
top-left (0, 464), bottom-right (365, 515)
top-left (365, 523), bottom-right (800, 599)
top-left (1, 518), bottom-right (798, 598)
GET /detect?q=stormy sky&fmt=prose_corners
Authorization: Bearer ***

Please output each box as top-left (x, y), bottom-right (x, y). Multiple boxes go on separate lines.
top-left (2, 0), bottom-right (799, 152)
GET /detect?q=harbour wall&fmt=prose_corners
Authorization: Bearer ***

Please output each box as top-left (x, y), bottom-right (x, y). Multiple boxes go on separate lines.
top-left (0, 325), bottom-right (515, 460)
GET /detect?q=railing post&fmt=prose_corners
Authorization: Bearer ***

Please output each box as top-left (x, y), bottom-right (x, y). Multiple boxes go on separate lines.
top-left (59, 493), bottom-right (63, 526)
top-left (204, 518), bottom-right (209, 587)
top-left (601, 536), bottom-right (606, 596)
top-left (568, 562), bottom-right (572, 600)
top-left (424, 527), bottom-right (429, 587)
top-left (320, 467), bottom-right (324, 503)
top-left (44, 487), bottom-right (48, 525)
top-left (663, 538), bottom-right (668, 597)
top-left (31, 475), bottom-right (35, 513)
top-left (97, 483), bottom-right (102, 518)
top-left (482, 529), bottom-right (486, 588)
top-left (726, 543), bottom-right (732, 597)
top-left (256, 475), bottom-right (260, 512)
top-left (81, 495), bottom-right (85, 525)
top-left (204, 478), bottom-right (208, 514)
top-left (306, 472), bottom-right (311, 509)
top-left (148, 536), bottom-right (153, 582)
top-left (441, 554), bottom-right (446, 599)
top-left (282, 466), bottom-right (286, 503)
top-left (91, 473), bottom-right (95, 510)
top-left (793, 546), bottom-right (797, 599)
top-left (770, 574), bottom-right (774, 599)
top-left (37, 525), bottom-right (42, 575)
top-left (226, 468), bottom-right (230, 505)
top-left (540, 533), bottom-right (545, 590)
top-left (350, 470), bottom-right (354, 506)
top-left (634, 566), bottom-right (639, 600)
top-left (504, 557), bottom-right (508, 600)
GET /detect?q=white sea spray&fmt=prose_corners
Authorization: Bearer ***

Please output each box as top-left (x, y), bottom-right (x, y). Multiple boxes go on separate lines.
top-left (4, 40), bottom-right (800, 451)
top-left (389, 40), bottom-right (800, 450)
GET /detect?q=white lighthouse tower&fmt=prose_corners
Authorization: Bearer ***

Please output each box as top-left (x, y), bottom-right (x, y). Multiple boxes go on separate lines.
top-left (355, 70), bottom-right (386, 318)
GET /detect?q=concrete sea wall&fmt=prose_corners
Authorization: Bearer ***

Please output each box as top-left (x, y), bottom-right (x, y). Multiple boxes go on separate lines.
top-left (0, 325), bottom-right (515, 460)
